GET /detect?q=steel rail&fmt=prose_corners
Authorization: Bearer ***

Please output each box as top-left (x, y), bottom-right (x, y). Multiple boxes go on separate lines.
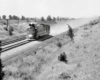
top-left (0, 40), bottom-right (30, 53)
top-left (1, 36), bottom-right (26, 46)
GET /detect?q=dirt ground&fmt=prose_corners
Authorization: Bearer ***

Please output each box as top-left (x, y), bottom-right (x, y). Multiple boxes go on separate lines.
top-left (2, 17), bottom-right (100, 80)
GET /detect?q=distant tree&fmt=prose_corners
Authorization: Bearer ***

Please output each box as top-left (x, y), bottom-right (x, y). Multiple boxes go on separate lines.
top-left (47, 15), bottom-right (52, 21)
top-left (13, 15), bottom-right (19, 20)
top-left (2, 15), bottom-right (6, 19)
top-left (21, 15), bottom-right (26, 20)
top-left (30, 18), bottom-right (34, 20)
top-left (9, 15), bottom-right (13, 19)
top-left (53, 17), bottom-right (56, 21)
top-left (13, 15), bottom-right (15, 19)
top-left (16, 16), bottom-right (20, 20)
top-left (41, 17), bottom-right (45, 21)
top-left (0, 16), bottom-right (1, 19)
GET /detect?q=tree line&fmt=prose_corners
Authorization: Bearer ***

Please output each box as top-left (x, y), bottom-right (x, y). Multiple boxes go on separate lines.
top-left (41, 15), bottom-right (68, 21)
top-left (0, 15), bottom-right (26, 20)
top-left (0, 15), bottom-right (69, 21)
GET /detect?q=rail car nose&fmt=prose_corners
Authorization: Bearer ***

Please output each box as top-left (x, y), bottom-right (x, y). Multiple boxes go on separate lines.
top-left (26, 34), bottom-right (35, 41)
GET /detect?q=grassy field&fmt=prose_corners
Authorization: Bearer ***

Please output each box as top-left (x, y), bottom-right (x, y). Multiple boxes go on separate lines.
top-left (2, 18), bottom-right (100, 80)
top-left (0, 20), bottom-right (29, 40)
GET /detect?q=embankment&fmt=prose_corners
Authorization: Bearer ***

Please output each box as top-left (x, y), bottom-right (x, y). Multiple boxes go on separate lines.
top-left (2, 18), bottom-right (100, 80)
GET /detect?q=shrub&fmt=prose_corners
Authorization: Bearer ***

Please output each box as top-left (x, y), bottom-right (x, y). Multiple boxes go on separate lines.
top-left (57, 42), bottom-right (62, 48)
top-left (59, 72), bottom-right (71, 79)
top-left (67, 25), bottom-right (74, 40)
top-left (89, 20), bottom-right (99, 26)
top-left (58, 52), bottom-right (68, 63)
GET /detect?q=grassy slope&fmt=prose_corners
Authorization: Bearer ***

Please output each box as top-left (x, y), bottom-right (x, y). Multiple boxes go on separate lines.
top-left (2, 18), bottom-right (100, 80)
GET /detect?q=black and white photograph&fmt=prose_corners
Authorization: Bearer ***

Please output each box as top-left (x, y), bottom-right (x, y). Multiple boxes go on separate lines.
top-left (0, 0), bottom-right (100, 80)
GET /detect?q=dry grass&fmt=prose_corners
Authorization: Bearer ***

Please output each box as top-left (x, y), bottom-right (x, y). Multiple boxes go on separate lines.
top-left (2, 18), bottom-right (100, 80)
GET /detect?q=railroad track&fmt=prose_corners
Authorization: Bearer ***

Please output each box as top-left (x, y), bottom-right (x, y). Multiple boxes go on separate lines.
top-left (1, 36), bottom-right (26, 46)
top-left (1, 35), bottom-right (51, 53)
top-left (1, 35), bottom-right (53, 66)
top-left (1, 39), bottom-right (31, 53)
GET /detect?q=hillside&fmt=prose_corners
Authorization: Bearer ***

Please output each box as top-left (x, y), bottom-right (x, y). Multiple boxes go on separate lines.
top-left (2, 18), bottom-right (100, 80)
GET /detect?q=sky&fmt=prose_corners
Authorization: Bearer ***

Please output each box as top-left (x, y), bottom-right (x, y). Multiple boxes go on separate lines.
top-left (0, 0), bottom-right (100, 18)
